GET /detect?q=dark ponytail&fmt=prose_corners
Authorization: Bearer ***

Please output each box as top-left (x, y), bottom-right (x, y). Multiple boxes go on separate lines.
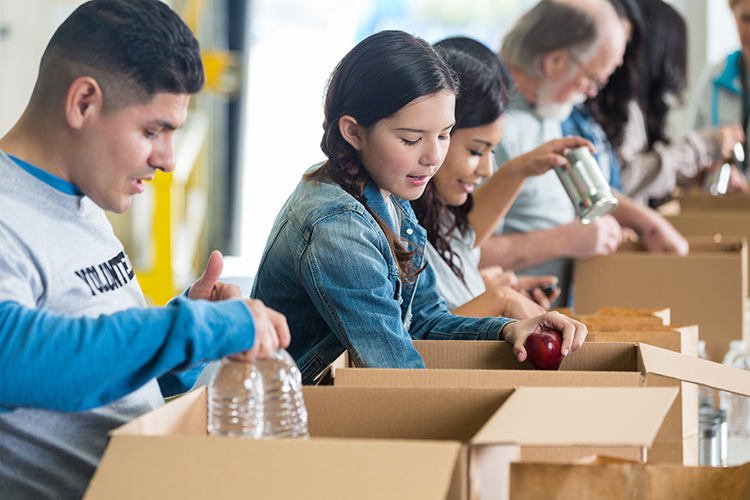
top-left (305, 30), bottom-right (459, 282)
top-left (411, 37), bottom-right (509, 283)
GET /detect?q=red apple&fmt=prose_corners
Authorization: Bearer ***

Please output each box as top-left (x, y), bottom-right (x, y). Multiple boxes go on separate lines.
top-left (524, 330), bottom-right (563, 370)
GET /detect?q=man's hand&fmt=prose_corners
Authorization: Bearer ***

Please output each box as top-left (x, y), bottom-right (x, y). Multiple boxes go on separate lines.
top-left (714, 125), bottom-right (745, 160)
top-left (642, 220), bottom-right (689, 256)
top-left (562, 215), bottom-right (623, 258)
top-left (188, 250), bottom-right (243, 301)
top-left (510, 136), bottom-right (596, 178)
top-left (229, 299), bottom-right (291, 361)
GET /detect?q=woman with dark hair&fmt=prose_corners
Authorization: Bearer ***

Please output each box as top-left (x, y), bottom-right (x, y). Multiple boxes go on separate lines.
top-left (252, 31), bottom-right (587, 383)
top-left (561, 0), bottom-right (689, 255)
top-left (589, 0), bottom-right (644, 154)
top-left (617, 0), bottom-right (744, 205)
top-left (412, 37), bottom-right (592, 319)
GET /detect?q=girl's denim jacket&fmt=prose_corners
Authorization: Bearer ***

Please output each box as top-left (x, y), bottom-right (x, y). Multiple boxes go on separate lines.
top-left (252, 170), bottom-right (515, 384)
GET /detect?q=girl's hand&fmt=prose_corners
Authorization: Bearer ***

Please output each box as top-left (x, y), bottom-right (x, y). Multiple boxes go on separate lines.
top-left (479, 265), bottom-right (519, 290)
top-left (500, 311), bottom-right (587, 362)
top-left (517, 275), bottom-right (561, 309)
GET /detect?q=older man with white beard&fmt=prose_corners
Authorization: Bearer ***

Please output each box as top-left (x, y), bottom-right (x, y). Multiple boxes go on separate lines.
top-left (481, 0), bottom-right (688, 307)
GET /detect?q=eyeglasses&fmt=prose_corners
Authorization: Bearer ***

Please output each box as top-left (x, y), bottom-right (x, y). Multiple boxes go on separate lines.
top-left (571, 57), bottom-right (607, 93)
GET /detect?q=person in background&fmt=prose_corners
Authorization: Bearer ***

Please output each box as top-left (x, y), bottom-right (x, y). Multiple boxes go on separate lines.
top-left (481, 0), bottom-right (686, 309)
top-left (412, 36), bottom-right (593, 319)
top-left (619, 0), bottom-right (746, 206)
top-left (562, 0), bottom-right (689, 255)
top-left (569, 0), bottom-right (645, 194)
top-left (252, 30), bottom-right (587, 384)
top-left (0, 1), bottom-right (289, 498)
top-left (687, 0), bottom-right (750, 184)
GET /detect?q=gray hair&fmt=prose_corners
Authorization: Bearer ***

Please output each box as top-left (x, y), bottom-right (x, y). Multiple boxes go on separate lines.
top-left (500, 0), bottom-right (598, 79)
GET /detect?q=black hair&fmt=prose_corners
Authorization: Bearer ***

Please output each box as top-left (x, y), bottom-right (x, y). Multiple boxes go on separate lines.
top-left (305, 30), bottom-right (460, 282)
top-left (410, 37), bottom-right (509, 284)
top-left (589, 0), bottom-right (645, 149)
top-left (32, 0), bottom-right (204, 112)
top-left (633, 0), bottom-right (687, 147)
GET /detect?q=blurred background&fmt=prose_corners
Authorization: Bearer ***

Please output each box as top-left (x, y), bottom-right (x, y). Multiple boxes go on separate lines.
top-left (0, 0), bottom-right (739, 302)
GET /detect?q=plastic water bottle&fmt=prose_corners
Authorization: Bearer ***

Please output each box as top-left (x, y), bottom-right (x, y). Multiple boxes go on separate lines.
top-left (697, 340), bottom-right (714, 408)
top-left (254, 348), bottom-right (309, 439)
top-left (207, 358), bottom-right (264, 438)
top-left (720, 341), bottom-right (750, 438)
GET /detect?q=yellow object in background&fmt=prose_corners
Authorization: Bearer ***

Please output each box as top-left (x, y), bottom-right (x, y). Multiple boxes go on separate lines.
top-left (202, 49), bottom-right (243, 98)
top-left (132, 172), bottom-right (175, 306)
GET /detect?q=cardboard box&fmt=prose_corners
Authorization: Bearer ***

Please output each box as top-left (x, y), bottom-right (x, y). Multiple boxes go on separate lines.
top-left (664, 212), bottom-right (750, 298)
top-left (677, 191), bottom-right (750, 211)
top-left (570, 315), bottom-right (667, 331)
top-left (587, 327), bottom-right (700, 464)
top-left (83, 384), bottom-right (678, 500)
top-left (573, 237), bottom-right (747, 363)
top-left (553, 307), bottom-right (671, 331)
top-left (83, 387), bottom-right (476, 500)
top-left (509, 460), bottom-right (750, 500)
top-left (595, 307), bottom-right (671, 324)
top-left (330, 340), bottom-right (750, 466)
top-left (587, 325), bottom-right (698, 356)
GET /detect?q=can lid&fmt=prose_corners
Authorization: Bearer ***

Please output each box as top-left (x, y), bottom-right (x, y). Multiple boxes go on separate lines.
top-left (579, 195), bottom-right (618, 224)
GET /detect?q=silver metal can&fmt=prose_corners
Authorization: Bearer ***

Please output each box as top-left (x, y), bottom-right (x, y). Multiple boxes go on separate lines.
top-left (705, 142), bottom-right (744, 195)
top-left (699, 407), bottom-right (727, 467)
top-left (555, 146), bottom-right (619, 224)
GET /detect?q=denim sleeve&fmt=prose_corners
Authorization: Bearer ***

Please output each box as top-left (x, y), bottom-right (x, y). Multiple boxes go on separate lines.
top-left (0, 297), bottom-right (255, 412)
top-left (299, 211), bottom-right (425, 369)
top-left (407, 258), bottom-right (516, 341)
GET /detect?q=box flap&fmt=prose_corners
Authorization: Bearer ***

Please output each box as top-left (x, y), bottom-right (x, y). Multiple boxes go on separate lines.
top-left (471, 387), bottom-right (678, 447)
top-left (638, 343), bottom-right (750, 396)
top-left (596, 307), bottom-right (671, 325)
top-left (113, 386), bottom-right (207, 436)
top-left (617, 236), bottom-right (745, 253)
top-left (304, 386), bottom-right (511, 442)
top-left (84, 435), bottom-right (461, 500)
top-left (411, 340), bottom-right (640, 372)
top-left (332, 367), bottom-right (644, 390)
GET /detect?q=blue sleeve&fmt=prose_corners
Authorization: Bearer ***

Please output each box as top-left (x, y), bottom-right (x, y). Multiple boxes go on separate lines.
top-left (0, 297), bottom-right (255, 412)
top-left (157, 287), bottom-right (208, 398)
top-left (608, 148), bottom-right (623, 192)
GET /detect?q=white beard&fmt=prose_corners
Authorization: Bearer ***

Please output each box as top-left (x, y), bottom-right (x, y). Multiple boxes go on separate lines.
top-left (535, 92), bottom-right (587, 122)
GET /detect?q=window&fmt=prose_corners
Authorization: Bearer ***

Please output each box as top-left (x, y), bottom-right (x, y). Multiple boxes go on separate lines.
top-left (239, 0), bottom-right (539, 273)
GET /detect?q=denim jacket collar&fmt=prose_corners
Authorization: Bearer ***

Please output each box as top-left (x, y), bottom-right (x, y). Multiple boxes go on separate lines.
top-left (361, 178), bottom-right (427, 268)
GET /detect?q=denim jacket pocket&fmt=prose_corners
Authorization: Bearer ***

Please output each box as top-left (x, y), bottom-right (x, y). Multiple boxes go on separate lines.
top-left (388, 269), bottom-right (403, 306)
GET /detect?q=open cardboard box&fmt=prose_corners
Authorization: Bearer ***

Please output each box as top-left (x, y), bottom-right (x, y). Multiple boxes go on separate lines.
top-left (509, 458), bottom-right (750, 500)
top-left (586, 327), bottom-right (700, 463)
top-left (676, 190), bottom-right (750, 211)
top-left (573, 236), bottom-right (747, 363)
top-left (595, 307), bottom-right (672, 324)
top-left (327, 340), bottom-right (750, 466)
top-left (664, 211), bottom-right (750, 299)
top-left (587, 324), bottom-right (698, 356)
top-left (567, 315), bottom-right (667, 331)
top-left (555, 306), bottom-right (672, 331)
top-left (83, 386), bottom-right (477, 500)
top-left (83, 384), bottom-right (678, 500)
